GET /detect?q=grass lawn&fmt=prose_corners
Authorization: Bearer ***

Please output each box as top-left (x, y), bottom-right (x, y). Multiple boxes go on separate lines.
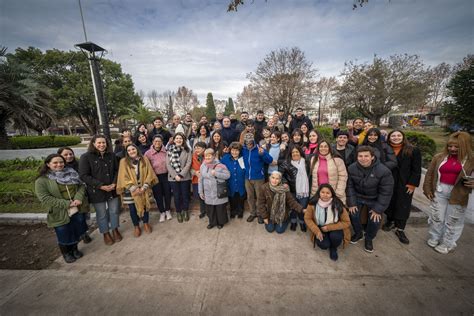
top-left (0, 159), bottom-right (46, 213)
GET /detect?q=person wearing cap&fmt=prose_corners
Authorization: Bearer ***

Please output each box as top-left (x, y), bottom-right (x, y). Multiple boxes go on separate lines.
top-left (289, 107), bottom-right (313, 134)
top-left (242, 135), bottom-right (273, 223)
top-left (331, 130), bottom-right (356, 167)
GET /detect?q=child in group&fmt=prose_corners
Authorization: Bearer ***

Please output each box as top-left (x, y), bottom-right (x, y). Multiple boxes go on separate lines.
top-left (191, 142), bottom-right (208, 219)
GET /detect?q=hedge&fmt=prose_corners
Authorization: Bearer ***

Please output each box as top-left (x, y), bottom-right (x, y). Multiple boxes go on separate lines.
top-left (404, 131), bottom-right (437, 168)
top-left (315, 127), bottom-right (334, 141)
top-left (9, 136), bottom-right (81, 149)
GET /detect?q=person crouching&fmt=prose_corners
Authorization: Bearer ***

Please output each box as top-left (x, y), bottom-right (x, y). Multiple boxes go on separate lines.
top-left (199, 148), bottom-right (231, 229)
top-left (304, 184), bottom-right (351, 261)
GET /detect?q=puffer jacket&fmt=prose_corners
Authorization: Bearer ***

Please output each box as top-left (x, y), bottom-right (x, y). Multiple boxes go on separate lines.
top-left (242, 143), bottom-right (273, 180)
top-left (346, 158), bottom-right (394, 214)
top-left (423, 153), bottom-right (474, 206)
top-left (199, 159), bottom-right (231, 205)
top-left (310, 154), bottom-right (348, 204)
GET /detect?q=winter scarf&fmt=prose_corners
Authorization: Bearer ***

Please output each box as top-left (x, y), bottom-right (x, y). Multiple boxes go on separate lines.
top-left (305, 143), bottom-right (318, 156)
top-left (291, 159), bottom-right (309, 198)
top-left (168, 144), bottom-right (183, 174)
top-left (47, 167), bottom-right (82, 185)
top-left (315, 198), bottom-right (338, 226)
top-left (269, 182), bottom-right (290, 225)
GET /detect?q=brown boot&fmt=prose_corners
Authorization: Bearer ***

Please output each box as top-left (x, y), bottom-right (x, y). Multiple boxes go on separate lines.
top-left (103, 232), bottom-right (114, 246)
top-left (143, 223), bottom-right (152, 234)
top-left (112, 228), bottom-right (123, 242)
top-left (134, 226), bottom-right (141, 238)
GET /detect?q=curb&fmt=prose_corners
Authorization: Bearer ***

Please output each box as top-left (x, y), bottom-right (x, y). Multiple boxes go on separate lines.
top-left (0, 213), bottom-right (96, 225)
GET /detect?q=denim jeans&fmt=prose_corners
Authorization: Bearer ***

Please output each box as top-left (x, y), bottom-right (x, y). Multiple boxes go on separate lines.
top-left (93, 197), bottom-right (120, 234)
top-left (151, 173), bottom-right (172, 213)
top-left (290, 195), bottom-right (308, 224)
top-left (170, 180), bottom-right (191, 213)
top-left (128, 203), bottom-right (149, 226)
top-left (315, 230), bottom-right (343, 250)
top-left (265, 220), bottom-right (289, 234)
top-left (349, 202), bottom-right (381, 241)
top-left (428, 183), bottom-right (466, 248)
top-left (54, 212), bottom-right (87, 245)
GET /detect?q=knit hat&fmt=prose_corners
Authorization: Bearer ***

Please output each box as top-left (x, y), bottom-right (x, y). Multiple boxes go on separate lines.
top-left (244, 133), bottom-right (255, 144)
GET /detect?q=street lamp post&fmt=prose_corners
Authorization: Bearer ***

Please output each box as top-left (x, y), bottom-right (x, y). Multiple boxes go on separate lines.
top-left (317, 96), bottom-right (322, 126)
top-left (75, 42), bottom-right (111, 140)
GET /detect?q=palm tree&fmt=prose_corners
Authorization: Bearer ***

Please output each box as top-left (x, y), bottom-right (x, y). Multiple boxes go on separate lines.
top-left (0, 47), bottom-right (54, 148)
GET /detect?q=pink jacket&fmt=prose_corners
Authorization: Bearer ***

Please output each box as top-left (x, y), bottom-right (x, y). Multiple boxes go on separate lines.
top-left (144, 146), bottom-right (168, 175)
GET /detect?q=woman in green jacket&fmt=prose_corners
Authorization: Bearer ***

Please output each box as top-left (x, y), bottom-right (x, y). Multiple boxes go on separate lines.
top-left (35, 154), bottom-right (89, 263)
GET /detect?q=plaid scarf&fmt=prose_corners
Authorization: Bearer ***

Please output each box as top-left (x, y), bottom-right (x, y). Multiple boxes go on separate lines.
top-left (47, 167), bottom-right (82, 185)
top-left (168, 144), bottom-right (182, 174)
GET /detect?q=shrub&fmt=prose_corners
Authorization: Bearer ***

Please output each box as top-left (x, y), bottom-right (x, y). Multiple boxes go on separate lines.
top-left (316, 127), bottom-right (334, 142)
top-left (10, 136), bottom-right (81, 149)
top-left (404, 131), bottom-right (437, 168)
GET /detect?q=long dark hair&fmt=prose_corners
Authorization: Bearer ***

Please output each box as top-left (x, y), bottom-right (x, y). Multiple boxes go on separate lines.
top-left (124, 144), bottom-right (144, 168)
top-left (290, 128), bottom-right (304, 147)
top-left (37, 154), bottom-right (65, 179)
top-left (210, 130), bottom-right (225, 156)
top-left (87, 135), bottom-right (113, 154)
top-left (362, 128), bottom-right (386, 161)
top-left (310, 140), bottom-right (339, 174)
top-left (173, 132), bottom-right (190, 152)
top-left (198, 123), bottom-right (210, 137)
top-left (387, 129), bottom-right (414, 157)
top-left (309, 183), bottom-right (345, 220)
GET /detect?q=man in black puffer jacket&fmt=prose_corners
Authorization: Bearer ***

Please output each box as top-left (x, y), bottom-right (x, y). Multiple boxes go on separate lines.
top-left (347, 145), bottom-right (394, 253)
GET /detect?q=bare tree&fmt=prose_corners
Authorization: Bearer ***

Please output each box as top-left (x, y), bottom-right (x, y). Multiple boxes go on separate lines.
top-left (336, 54), bottom-right (430, 125)
top-left (248, 47), bottom-right (317, 114)
top-left (314, 76), bottom-right (340, 110)
top-left (147, 89), bottom-right (160, 111)
top-left (174, 86), bottom-right (199, 115)
top-left (424, 63), bottom-right (453, 112)
top-left (237, 84), bottom-right (263, 114)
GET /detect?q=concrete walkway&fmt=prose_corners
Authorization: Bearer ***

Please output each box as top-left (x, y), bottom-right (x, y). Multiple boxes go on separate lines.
top-left (0, 211), bottom-right (472, 315)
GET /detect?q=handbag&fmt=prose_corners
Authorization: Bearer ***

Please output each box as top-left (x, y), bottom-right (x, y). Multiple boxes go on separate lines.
top-left (211, 165), bottom-right (228, 199)
top-left (65, 185), bottom-right (79, 217)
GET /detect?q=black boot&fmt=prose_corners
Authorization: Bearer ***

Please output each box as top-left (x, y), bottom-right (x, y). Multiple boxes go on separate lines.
top-left (81, 233), bottom-right (92, 244)
top-left (71, 244), bottom-right (83, 259)
top-left (300, 223), bottom-right (307, 232)
top-left (59, 245), bottom-right (76, 263)
top-left (290, 223), bottom-right (297, 231)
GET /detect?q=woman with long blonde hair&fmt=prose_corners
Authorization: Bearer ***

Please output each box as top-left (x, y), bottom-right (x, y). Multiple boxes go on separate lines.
top-left (423, 131), bottom-right (474, 254)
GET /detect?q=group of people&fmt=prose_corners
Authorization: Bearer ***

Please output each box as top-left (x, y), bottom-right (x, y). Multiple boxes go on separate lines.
top-left (35, 109), bottom-right (474, 263)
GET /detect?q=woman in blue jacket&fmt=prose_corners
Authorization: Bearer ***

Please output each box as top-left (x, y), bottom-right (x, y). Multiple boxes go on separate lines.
top-left (221, 142), bottom-right (246, 219)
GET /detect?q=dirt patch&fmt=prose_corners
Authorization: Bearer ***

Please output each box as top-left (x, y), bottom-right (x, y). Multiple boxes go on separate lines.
top-left (0, 224), bottom-right (60, 270)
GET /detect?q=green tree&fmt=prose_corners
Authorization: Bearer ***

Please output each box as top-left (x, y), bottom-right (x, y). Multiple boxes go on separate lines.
top-left (0, 47), bottom-right (54, 148)
top-left (224, 97), bottom-right (235, 116)
top-left (9, 47), bottom-right (142, 134)
top-left (206, 92), bottom-right (216, 119)
top-left (121, 104), bottom-right (160, 125)
top-left (443, 56), bottom-right (474, 130)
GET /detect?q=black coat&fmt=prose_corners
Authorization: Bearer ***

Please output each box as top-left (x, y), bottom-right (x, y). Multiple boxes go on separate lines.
top-left (221, 127), bottom-right (239, 145)
top-left (368, 142), bottom-right (398, 171)
top-left (346, 159), bottom-right (394, 214)
top-left (386, 147), bottom-right (422, 220)
top-left (79, 151), bottom-right (119, 203)
top-left (289, 114), bottom-right (313, 133)
top-left (279, 159), bottom-right (310, 194)
top-left (331, 144), bottom-right (355, 167)
top-left (254, 119), bottom-right (267, 143)
top-left (150, 127), bottom-right (171, 145)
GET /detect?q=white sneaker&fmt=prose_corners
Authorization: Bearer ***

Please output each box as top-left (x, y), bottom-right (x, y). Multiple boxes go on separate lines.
top-left (434, 244), bottom-right (449, 254)
top-left (165, 210), bottom-right (172, 220)
top-left (427, 239), bottom-right (438, 248)
top-left (159, 213), bottom-right (166, 223)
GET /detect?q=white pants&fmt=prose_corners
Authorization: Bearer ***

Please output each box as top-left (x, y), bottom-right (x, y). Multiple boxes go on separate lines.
top-left (428, 183), bottom-right (466, 248)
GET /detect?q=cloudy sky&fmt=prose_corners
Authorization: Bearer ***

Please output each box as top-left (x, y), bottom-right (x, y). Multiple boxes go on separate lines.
top-left (1, 0), bottom-right (472, 102)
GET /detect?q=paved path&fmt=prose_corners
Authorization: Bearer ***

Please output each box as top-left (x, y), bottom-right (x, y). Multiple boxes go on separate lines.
top-left (0, 211), bottom-right (472, 315)
top-left (0, 147), bottom-right (87, 160)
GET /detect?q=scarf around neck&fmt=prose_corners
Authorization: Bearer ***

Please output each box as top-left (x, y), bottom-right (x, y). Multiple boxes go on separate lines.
top-left (47, 167), bottom-right (82, 185)
top-left (305, 142), bottom-right (318, 155)
top-left (315, 198), bottom-right (338, 226)
top-left (291, 159), bottom-right (309, 198)
top-left (269, 183), bottom-right (290, 224)
top-left (168, 144), bottom-right (183, 173)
